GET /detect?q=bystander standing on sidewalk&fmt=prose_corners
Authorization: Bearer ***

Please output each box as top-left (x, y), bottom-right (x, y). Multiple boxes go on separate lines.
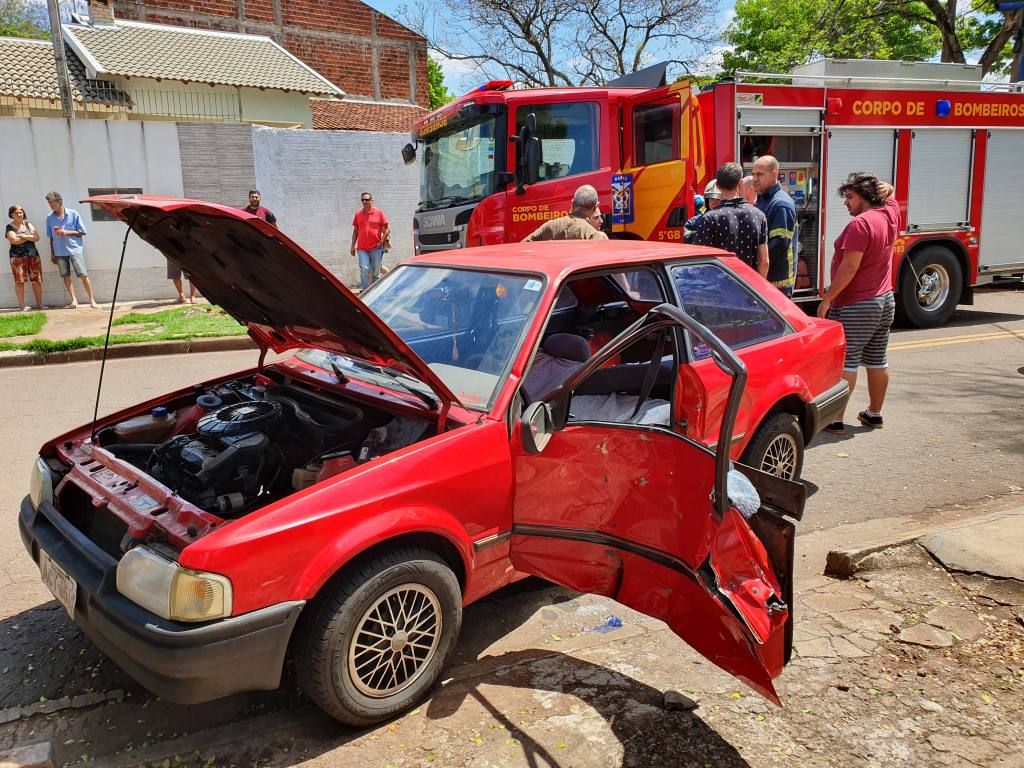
top-left (167, 260), bottom-right (197, 304)
top-left (6, 204), bottom-right (44, 311)
top-left (350, 192), bottom-right (390, 289)
top-left (752, 156), bottom-right (797, 296)
top-left (690, 163), bottom-right (769, 277)
top-left (44, 191), bottom-right (99, 309)
top-left (818, 173), bottom-right (900, 434)
top-left (242, 191), bottom-right (277, 227)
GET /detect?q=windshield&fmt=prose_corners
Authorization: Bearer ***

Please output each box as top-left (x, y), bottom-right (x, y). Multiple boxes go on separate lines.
top-left (299, 266), bottom-right (545, 409)
top-left (420, 115), bottom-right (499, 209)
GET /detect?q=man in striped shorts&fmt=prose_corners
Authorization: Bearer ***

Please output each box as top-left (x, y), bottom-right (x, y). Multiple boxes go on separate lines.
top-left (817, 173), bottom-right (900, 434)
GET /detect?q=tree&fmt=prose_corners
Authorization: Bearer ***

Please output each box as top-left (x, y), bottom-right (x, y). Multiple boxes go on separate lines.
top-left (0, 0), bottom-right (47, 38)
top-left (725, 0), bottom-right (1022, 80)
top-left (427, 56), bottom-right (454, 109)
top-left (724, 0), bottom-right (941, 74)
top-left (401, 0), bottom-right (722, 88)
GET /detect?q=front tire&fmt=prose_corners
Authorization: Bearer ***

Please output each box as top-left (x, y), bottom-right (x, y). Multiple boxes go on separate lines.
top-left (295, 548), bottom-right (462, 726)
top-left (741, 413), bottom-right (804, 481)
top-left (898, 246), bottom-right (962, 328)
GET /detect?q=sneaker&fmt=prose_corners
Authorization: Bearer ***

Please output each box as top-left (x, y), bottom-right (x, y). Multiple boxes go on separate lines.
top-left (858, 411), bottom-right (883, 429)
top-left (824, 421), bottom-right (846, 435)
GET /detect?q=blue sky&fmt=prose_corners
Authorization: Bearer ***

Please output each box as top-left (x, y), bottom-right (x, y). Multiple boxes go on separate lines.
top-left (364, 0), bottom-right (739, 95)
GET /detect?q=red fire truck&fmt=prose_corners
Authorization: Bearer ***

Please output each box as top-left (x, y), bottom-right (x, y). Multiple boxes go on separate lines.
top-left (405, 59), bottom-right (1024, 327)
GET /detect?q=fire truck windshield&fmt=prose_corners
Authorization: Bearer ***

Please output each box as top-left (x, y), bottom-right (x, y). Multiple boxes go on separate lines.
top-left (419, 114), bottom-right (499, 210)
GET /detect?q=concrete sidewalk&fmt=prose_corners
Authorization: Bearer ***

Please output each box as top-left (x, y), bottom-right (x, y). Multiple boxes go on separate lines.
top-left (0, 297), bottom-right (210, 344)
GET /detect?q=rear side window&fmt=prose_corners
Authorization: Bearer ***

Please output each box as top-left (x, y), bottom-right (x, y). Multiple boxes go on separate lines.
top-left (671, 263), bottom-right (786, 357)
top-left (633, 100), bottom-right (681, 166)
top-left (516, 102), bottom-right (599, 180)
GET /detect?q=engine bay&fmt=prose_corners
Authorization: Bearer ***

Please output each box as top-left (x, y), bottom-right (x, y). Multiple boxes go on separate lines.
top-left (100, 373), bottom-right (432, 518)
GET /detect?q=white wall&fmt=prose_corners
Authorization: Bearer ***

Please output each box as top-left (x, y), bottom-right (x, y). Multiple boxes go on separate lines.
top-left (251, 126), bottom-right (420, 286)
top-left (0, 118), bottom-right (184, 308)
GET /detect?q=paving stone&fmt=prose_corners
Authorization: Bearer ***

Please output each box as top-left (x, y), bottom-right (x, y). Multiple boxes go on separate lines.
top-left (920, 519), bottom-right (1024, 582)
top-left (917, 699), bottom-right (944, 713)
top-left (0, 742), bottom-right (53, 768)
top-left (831, 608), bottom-right (904, 635)
top-left (927, 734), bottom-right (1002, 764)
top-left (923, 605), bottom-right (987, 641)
top-left (831, 636), bottom-right (873, 658)
top-left (846, 633), bottom-right (880, 652)
top-left (979, 579), bottom-right (1024, 607)
top-left (795, 636), bottom-right (837, 658)
top-left (802, 592), bottom-right (868, 614)
top-left (898, 623), bottom-right (954, 648)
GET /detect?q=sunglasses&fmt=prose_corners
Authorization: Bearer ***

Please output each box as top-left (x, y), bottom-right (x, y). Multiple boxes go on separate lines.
top-left (361, 198), bottom-right (372, 202)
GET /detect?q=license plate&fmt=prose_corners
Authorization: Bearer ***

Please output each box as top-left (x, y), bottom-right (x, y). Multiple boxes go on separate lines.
top-left (40, 550), bottom-right (77, 617)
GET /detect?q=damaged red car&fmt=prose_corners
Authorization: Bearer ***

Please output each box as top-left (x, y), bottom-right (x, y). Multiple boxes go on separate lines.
top-left (20, 197), bottom-right (846, 725)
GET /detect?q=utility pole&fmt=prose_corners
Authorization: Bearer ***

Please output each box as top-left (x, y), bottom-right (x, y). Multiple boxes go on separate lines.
top-left (46, 0), bottom-right (76, 119)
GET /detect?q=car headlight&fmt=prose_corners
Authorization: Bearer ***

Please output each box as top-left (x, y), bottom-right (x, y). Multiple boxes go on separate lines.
top-left (29, 457), bottom-right (54, 510)
top-left (116, 546), bottom-right (232, 622)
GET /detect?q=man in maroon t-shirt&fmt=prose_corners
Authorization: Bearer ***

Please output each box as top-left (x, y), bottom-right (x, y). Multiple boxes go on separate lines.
top-left (817, 174), bottom-right (900, 434)
top-left (242, 191), bottom-right (277, 227)
top-left (350, 192), bottom-right (390, 289)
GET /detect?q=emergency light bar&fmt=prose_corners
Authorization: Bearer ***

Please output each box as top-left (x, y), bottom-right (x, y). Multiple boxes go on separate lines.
top-left (480, 80), bottom-right (514, 91)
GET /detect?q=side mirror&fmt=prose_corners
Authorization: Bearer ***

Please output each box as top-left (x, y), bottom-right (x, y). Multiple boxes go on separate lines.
top-left (523, 137), bottom-right (541, 185)
top-left (401, 142), bottom-right (417, 165)
top-left (520, 401), bottom-right (554, 454)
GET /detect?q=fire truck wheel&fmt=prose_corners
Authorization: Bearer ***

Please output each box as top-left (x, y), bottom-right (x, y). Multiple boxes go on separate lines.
top-left (898, 246), bottom-right (962, 328)
top-left (741, 412), bottom-right (804, 481)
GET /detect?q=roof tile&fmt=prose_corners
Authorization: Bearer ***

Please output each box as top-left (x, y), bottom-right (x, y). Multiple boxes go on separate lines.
top-left (311, 99), bottom-right (426, 131)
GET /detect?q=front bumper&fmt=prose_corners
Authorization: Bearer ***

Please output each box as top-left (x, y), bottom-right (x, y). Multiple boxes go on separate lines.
top-left (19, 495), bottom-right (303, 704)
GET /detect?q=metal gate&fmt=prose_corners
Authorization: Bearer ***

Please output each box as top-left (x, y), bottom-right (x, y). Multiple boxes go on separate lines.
top-left (822, 128), bottom-right (896, 283)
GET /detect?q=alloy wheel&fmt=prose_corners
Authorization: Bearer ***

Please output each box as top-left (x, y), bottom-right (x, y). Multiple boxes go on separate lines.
top-left (347, 583), bottom-right (442, 698)
top-left (761, 433), bottom-right (799, 479)
top-left (916, 264), bottom-right (950, 311)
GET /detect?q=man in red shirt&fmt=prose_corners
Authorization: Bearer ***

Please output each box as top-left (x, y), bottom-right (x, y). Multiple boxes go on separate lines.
top-left (350, 192), bottom-right (390, 289)
top-left (242, 191), bottom-right (277, 227)
top-left (817, 174), bottom-right (900, 433)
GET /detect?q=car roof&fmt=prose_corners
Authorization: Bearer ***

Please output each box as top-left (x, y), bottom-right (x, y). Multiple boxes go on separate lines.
top-left (405, 240), bottom-right (731, 283)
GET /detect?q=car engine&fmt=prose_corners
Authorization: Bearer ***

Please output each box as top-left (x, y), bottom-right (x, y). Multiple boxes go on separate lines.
top-left (106, 377), bottom-right (428, 517)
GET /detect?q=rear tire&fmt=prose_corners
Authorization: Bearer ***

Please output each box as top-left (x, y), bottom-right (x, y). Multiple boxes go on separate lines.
top-left (897, 246), bottom-right (962, 328)
top-left (741, 413), bottom-right (804, 481)
top-left (295, 548), bottom-right (462, 726)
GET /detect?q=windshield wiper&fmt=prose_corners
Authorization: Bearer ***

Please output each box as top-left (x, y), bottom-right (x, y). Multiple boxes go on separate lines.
top-left (347, 359), bottom-right (438, 410)
top-left (327, 357), bottom-right (349, 384)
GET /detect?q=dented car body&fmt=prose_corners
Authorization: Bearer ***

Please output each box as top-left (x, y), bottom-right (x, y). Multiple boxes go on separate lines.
top-left (20, 197), bottom-right (838, 724)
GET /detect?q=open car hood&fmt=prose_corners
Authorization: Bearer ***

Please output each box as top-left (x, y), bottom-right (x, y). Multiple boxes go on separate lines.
top-left (87, 195), bottom-right (459, 410)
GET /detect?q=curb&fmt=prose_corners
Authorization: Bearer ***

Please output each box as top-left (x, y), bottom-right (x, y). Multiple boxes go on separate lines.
top-left (824, 506), bottom-right (1024, 579)
top-left (0, 336), bottom-right (256, 368)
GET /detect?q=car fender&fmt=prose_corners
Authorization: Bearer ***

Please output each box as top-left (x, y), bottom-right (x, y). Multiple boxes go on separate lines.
top-left (288, 505), bottom-right (475, 603)
top-left (735, 374), bottom-right (813, 455)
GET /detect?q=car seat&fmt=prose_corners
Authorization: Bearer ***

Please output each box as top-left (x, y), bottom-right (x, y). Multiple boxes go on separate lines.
top-left (521, 333), bottom-right (591, 402)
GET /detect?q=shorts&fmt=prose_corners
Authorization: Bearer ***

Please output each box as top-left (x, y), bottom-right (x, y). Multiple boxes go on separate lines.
top-left (55, 253), bottom-right (87, 278)
top-left (829, 292), bottom-right (896, 372)
top-left (10, 255), bottom-right (42, 284)
top-left (166, 260), bottom-right (191, 281)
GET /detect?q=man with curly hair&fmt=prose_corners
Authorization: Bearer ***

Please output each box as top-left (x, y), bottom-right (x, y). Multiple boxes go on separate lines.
top-left (817, 172), bottom-right (900, 434)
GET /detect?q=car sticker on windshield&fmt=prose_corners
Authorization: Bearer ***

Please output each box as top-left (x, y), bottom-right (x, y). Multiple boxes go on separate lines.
top-left (524, 279), bottom-right (542, 292)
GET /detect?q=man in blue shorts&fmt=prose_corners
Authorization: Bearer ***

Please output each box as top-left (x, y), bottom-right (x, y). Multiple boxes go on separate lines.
top-left (45, 191), bottom-right (99, 309)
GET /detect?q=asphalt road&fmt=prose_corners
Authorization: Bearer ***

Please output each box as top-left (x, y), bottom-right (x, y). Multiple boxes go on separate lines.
top-left (0, 284), bottom-right (1021, 764)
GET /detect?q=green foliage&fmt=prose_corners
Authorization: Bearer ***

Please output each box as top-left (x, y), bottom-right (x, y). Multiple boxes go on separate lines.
top-left (428, 56), bottom-right (454, 109)
top-left (724, 0), bottom-right (942, 74)
top-left (0, 310), bottom-right (46, 338)
top-left (0, 0), bottom-right (47, 39)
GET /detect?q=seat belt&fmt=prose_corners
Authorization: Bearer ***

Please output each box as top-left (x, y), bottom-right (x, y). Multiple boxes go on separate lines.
top-left (629, 330), bottom-right (667, 422)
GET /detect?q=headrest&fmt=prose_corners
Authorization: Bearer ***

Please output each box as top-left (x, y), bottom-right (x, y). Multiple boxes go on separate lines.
top-left (542, 333), bottom-right (591, 363)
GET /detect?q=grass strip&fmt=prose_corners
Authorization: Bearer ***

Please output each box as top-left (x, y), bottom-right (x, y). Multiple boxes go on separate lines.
top-left (0, 311), bottom-right (46, 338)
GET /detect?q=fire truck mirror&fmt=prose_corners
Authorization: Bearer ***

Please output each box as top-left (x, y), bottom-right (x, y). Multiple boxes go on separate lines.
top-left (524, 137), bottom-right (541, 185)
top-left (401, 143), bottom-right (417, 165)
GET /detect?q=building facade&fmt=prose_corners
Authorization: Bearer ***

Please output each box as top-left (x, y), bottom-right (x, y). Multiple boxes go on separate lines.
top-left (111, 0), bottom-right (429, 109)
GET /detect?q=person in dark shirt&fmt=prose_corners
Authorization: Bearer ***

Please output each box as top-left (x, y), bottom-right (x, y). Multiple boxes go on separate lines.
top-left (752, 155), bottom-right (797, 296)
top-left (691, 163), bottom-right (769, 277)
top-left (242, 190), bottom-right (277, 227)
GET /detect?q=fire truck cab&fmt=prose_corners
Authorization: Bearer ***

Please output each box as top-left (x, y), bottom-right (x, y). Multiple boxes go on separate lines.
top-left (405, 60), bottom-right (1024, 328)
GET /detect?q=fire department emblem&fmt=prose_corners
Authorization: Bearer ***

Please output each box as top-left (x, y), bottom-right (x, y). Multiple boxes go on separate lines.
top-left (611, 174), bottom-right (634, 224)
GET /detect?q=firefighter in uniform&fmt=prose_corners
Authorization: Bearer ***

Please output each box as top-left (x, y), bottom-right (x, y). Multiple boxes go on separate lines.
top-left (752, 155), bottom-right (797, 296)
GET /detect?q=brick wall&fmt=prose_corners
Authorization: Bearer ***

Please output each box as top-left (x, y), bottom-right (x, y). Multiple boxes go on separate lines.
top-left (112, 0), bottom-right (428, 106)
